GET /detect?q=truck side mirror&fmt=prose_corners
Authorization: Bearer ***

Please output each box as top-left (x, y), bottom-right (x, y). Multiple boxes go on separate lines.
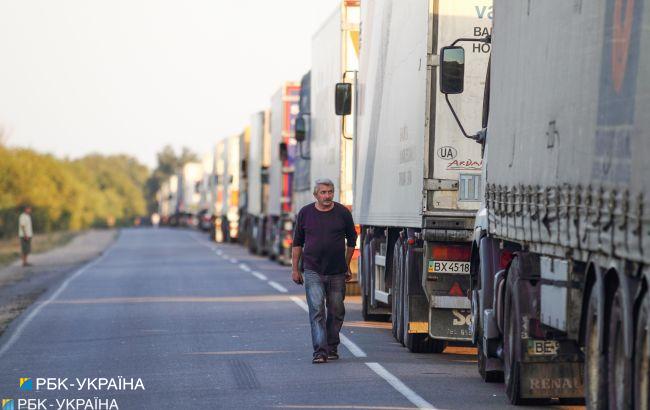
top-left (278, 142), bottom-right (288, 162)
top-left (335, 83), bottom-right (352, 116)
top-left (440, 46), bottom-right (465, 94)
top-left (294, 115), bottom-right (306, 142)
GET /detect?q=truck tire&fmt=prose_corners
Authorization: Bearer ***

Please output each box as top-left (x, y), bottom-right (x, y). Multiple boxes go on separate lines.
top-left (503, 288), bottom-right (523, 405)
top-left (477, 322), bottom-right (503, 382)
top-left (635, 293), bottom-right (649, 410)
top-left (608, 286), bottom-right (632, 409)
top-left (391, 238), bottom-right (405, 344)
top-left (585, 288), bottom-right (608, 409)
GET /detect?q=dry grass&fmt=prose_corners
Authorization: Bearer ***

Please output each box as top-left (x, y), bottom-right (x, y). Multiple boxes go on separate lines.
top-left (0, 231), bottom-right (78, 268)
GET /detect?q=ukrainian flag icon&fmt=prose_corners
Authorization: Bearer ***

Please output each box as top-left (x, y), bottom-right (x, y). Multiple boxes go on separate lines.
top-left (19, 378), bottom-right (32, 391)
top-left (2, 399), bottom-right (14, 410)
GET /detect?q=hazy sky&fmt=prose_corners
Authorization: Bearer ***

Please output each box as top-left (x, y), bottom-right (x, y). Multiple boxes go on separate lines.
top-left (0, 0), bottom-right (339, 168)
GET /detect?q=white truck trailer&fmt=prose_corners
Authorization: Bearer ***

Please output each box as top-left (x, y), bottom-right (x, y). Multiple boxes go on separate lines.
top-left (223, 132), bottom-right (243, 242)
top-left (267, 82), bottom-right (301, 263)
top-left (311, 0), bottom-right (362, 293)
top-left (245, 110), bottom-right (271, 254)
top-left (213, 139), bottom-right (227, 242)
top-left (343, 0), bottom-right (491, 352)
top-left (439, 0), bottom-right (649, 405)
top-left (177, 161), bottom-right (204, 226)
top-left (292, 71), bottom-right (312, 215)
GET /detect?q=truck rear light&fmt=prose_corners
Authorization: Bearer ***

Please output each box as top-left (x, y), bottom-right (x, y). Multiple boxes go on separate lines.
top-left (499, 250), bottom-right (514, 269)
top-left (431, 244), bottom-right (471, 261)
top-left (449, 281), bottom-right (464, 296)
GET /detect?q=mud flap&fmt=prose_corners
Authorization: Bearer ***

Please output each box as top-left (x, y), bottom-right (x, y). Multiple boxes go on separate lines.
top-left (429, 308), bottom-right (472, 340)
top-left (519, 361), bottom-right (584, 399)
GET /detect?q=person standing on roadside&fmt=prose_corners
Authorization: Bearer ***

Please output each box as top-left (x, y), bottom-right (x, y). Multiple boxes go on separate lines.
top-left (292, 178), bottom-right (357, 364)
top-left (18, 206), bottom-right (33, 267)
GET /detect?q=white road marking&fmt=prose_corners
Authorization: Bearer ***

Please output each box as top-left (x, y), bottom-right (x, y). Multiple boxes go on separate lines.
top-left (289, 296), bottom-right (367, 358)
top-left (289, 296), bottom-right (308, 312)
top-left (268, 281), bottom-right (288, 293)
top-left (340, 334), bottom-right (367, 358)
top-left (238, 263), bottom-right (251, 272)
top-left (229, 258), bottom-right (238, 264)
top-left (0, 243), bottom-right (116, 358)
top-left (251, 271), bottom-right (268, 281)
top-left (365, 362), bottom-right (438, 410)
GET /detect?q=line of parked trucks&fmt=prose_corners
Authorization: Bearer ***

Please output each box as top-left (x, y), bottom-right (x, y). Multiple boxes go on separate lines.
top-left (157, 0), bottom-right (649, 407)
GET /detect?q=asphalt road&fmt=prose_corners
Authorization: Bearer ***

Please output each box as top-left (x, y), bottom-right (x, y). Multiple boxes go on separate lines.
top-left (0, 229), bottom-right (581, 410)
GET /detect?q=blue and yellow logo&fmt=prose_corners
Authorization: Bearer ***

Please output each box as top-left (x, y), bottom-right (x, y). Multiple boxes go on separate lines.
top-left (19, 378), bottom-right (32, 391)
top-left (2, 399), bottom-right (14, 410)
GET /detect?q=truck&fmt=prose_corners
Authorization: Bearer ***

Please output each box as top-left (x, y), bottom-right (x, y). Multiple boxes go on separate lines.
top-left (156, 174), bottom-right (178, 225)
top-left (221, 129), bottom-right (250, 243)
top-left (309, 0), bottom-right (362, 294)
top-left (438, 0), bottom-right (649, 405)
top-left (197, 153), bottom-right (215, 232)
top-left (245, 110), bottom-right (272, 254)
top-left (292, 71), bottom-right (312, 217)
top-left (267, 82), bottom-right (301, 263)
top-left (177, 162), bottom-right (204, 226)
top-left (339, 0), bottom-right (492, 352)
top-left (213, 139), bottom-right (227, 241)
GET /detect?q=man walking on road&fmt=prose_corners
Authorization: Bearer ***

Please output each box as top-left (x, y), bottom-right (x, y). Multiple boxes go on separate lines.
top-left (292, 179), bottom-right (357, 364)
top-left (18, 206), bottom-right (33, 267)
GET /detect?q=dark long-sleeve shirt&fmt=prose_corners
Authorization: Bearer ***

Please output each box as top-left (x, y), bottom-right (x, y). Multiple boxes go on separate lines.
top-left (293, 202), bottom-right (358, 275)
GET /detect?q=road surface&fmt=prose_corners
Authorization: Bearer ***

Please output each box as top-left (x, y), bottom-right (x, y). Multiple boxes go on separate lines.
top-left (0, 229), bottom-right (581, 409)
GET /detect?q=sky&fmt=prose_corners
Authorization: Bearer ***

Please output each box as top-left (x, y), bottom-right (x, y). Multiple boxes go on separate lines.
top-left (0, 0), bottom-right (340, 168)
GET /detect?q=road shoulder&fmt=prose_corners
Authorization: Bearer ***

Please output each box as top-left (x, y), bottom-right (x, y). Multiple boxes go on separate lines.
top-left (0, 229), bottom-right (117, 336)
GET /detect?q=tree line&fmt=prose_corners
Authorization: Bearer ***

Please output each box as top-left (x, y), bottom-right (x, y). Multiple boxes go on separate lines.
top-left (0, 143), bottom-right (198, 239)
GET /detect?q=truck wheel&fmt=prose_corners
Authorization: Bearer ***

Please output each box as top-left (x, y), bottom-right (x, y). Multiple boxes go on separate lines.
top-left (585, 288), bottom-right (608, 409)
top-left (608, 286), bottom-right (632, 409)
top-left (503, 290), bottom-right (523, 405)
top-left (635, 293), bottom-right (649, 410)
top-left (391, 238), bottom-right (405, 344)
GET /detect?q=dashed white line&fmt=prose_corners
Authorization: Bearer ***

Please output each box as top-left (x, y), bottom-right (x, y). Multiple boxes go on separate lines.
top-left (251, 271), bottom-right (268, 281)
top-left (289, 296), bottom-right (308, 312)
top-left (365, 362), bottom-right (438, 410)
top-left (339, 334), bottom-right (367, 358)
top-left (238, 263), bottom-right (251, 272)
top-left (268, 281), bottom-right (288, 293)
top-left (288, 296), bottom-right (366, 358)
top-left (229, 258), bottom-right (238, 264)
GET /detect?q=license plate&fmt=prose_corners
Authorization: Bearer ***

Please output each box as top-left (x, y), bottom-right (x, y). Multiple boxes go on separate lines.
top-left (428, 260), bottom-right (470, 274)
top-left (527, 340), bottom-right (559, 356)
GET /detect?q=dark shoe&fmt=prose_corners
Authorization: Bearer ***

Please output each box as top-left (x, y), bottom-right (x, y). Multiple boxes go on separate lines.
top-left (327, 349), bottom-right (339, 360)
top-left (312, 354), bottom-right (327, 364)
top-left (22, 262), bottom-right (33, 267)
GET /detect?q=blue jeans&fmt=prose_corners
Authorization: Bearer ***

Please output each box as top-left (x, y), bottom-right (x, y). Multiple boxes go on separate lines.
top-left (303, 270), bottom-right (346, 357)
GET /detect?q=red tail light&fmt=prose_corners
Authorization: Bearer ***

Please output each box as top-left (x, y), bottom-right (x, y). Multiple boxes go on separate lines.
top-left (499, 250), bottom-right (515, 269)
top-left (431, 245), bottom-right (471, 261)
